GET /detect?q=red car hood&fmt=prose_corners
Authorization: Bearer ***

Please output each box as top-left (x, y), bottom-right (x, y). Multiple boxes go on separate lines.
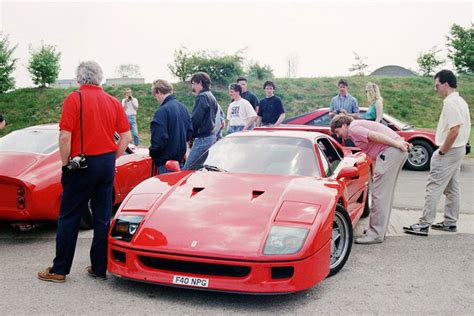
top-left (130, 172), bottom-right (336, 259)
top-left (0, 152), bottom-right (47, 177)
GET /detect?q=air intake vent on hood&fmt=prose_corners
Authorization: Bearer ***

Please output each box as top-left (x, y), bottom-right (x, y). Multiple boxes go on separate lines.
top-left (191, 187), bottom-right (205, 197)
top-left (251, 190), bottom-right (265, 201)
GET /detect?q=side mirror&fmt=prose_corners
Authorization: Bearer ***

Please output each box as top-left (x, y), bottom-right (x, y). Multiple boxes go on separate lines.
top-left (336, 166), bottom-right (359, 180)
top-left (165, 160), bottom-right (181, 172)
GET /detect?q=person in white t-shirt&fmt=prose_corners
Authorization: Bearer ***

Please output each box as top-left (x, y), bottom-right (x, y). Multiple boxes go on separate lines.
top-left (121, 88), bottom-right (140, 145)
top-left (226, 83), bottom-right (257, 134)
top-left (404, 70), bottom-right (471, 236)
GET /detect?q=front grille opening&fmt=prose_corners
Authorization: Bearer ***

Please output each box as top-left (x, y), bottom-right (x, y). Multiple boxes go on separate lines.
top-left (113, 250), bottom-right (126, 263)
top-left (271, 266), bottom-right (294, 279)
top-left (139, 256), bottom-right (251, 277)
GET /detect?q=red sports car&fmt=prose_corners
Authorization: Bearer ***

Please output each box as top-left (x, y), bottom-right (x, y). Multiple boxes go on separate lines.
top-left (0, 124), bottom-right (152, 229)
top-left (108, 127), bottom-right (371, 294)
top-left (284, 107), bottom-right (438, 171)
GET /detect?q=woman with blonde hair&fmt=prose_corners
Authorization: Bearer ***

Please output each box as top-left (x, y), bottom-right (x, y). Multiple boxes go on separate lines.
top-left (364, 82), bottom-right (383, 123)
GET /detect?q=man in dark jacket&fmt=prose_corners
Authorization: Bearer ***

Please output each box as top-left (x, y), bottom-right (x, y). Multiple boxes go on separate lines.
top-left (183, 72), bottom-right (218, 169)
top-left (150, 79), bottom-right (193, 174)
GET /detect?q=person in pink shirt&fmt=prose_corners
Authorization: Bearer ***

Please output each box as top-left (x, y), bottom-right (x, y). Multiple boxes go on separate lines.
top-left (331, 114), bottom-right (411, 244)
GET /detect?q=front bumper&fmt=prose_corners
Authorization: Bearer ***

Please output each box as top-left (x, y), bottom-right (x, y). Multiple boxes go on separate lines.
top-left (108, 241), bottom-right (331, 294)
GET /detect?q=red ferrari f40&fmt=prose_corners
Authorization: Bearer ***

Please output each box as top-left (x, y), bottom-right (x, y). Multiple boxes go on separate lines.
top-left (108, 127), bottom-right (371, 293)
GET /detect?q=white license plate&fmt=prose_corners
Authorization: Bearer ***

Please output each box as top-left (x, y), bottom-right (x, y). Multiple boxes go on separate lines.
top-left (172, 275), bottom-right (209, 288)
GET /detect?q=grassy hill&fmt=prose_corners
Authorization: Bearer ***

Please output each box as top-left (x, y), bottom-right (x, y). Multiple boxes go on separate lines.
top-left (1, 76), bottom-right (473, 153)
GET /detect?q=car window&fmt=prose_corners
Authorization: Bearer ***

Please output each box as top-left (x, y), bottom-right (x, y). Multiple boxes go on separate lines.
top-left (316, 137), bottom-right (342, 176)
top-left (0, 128), bottom-right (59, 154)
top-left (308, 113), bottom-right (331, 126)
top-left (191, 136), bottom-right (321, 177)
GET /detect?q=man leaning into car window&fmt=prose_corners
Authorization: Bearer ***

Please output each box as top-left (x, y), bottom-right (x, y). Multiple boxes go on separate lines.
top-left (331, 114), bottom-right (410, 244)
top-left (38, 61), bottom-right (131, 283)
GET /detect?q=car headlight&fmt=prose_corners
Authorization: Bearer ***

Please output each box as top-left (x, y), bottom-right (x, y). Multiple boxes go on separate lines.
top-left (263, 226), bottom-right (309, 255)
top-left (111, 215), bottom-right (144, 242)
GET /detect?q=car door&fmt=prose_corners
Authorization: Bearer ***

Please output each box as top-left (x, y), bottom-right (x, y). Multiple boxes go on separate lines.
top-left (316, 136), bottom-right (362, 215)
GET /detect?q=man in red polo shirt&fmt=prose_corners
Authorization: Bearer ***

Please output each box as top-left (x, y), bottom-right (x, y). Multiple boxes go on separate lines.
top-left (38, 61), bottom-right (131, 283)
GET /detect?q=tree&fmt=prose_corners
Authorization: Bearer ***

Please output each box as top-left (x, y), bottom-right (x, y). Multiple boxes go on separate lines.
top-left (349, 52), bottom-right (369, 76)
top-left (286, 53), bottom-right (299, 78)
top-left (446, 23), bottom-right (474, 74)
top-left (0, 33), bottom-right (18, 93)
top-left (116, 63), bottom-right (141, 77)
top-left (168, 47), bottom-right (244, 84)
top-left (247, 62), bottom-right (274, 80)
top-left (168, 47), bottom-right (194, 82)
top-left (27, 43), bottom-right (61, 87)
top-left (417, 47), bottom-right (445, 76)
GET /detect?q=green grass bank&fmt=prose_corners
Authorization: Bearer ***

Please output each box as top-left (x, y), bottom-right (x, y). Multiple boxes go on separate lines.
top-left (1, 76), bottom-right (473, 155)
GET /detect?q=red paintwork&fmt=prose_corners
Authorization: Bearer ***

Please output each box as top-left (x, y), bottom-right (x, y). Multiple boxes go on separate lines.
top-left (284, 107), bottom-right (437, 146)
top-left (108, 129), bottom-right (371, 293)
top-left (0, 124), bottom-right (152, 222)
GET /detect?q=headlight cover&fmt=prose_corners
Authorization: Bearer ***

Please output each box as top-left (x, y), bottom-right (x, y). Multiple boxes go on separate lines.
top-left (263, 226), bottom-right (309, 255)
top-left (111, 215), bottom-right (144, 242)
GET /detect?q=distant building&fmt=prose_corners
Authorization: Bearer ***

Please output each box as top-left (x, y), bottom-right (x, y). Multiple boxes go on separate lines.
top-left (52, 79), bottom-right (79, 89)
top-left (104, 77), bottom-right (145, 86)
top-left (370, 65), bottom-right (416, 76)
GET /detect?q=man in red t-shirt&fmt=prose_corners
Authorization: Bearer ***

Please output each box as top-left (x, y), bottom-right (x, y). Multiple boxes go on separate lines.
top-left (38, 61), bottom-right (131, 283)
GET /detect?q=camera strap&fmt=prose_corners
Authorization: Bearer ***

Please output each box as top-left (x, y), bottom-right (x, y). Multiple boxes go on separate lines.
top-left (76, 91), bottom-right (84, 156)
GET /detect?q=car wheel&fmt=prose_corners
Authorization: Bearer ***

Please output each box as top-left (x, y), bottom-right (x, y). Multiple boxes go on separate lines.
top-left (328, 205), bottom-right (353, 277)
top-left (79, 200), bottom-right (93, 229)
top-left (405, 139), bottom-right (433, 171)
top-left (361, 169), bottom-right (372, 218)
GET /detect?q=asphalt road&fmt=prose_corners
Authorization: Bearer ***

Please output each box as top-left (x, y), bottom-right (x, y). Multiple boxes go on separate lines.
top-left (0, 158), bottom-right (473, 315)
top-left (393, 158), bottom-right (474, 214)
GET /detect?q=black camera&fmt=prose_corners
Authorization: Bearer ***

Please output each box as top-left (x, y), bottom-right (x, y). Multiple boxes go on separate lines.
top-left (128, 96), bottom-right (132, 100)
top-left (63, 155), bottom-right (88, 173)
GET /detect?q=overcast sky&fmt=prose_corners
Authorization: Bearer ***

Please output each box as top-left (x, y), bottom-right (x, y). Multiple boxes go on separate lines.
top-left (0, 0), bottom-right (472, 87)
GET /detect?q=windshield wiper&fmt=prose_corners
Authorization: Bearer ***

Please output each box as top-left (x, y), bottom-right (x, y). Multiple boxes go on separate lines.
top-left (202, 164), bottom-right (228, 172)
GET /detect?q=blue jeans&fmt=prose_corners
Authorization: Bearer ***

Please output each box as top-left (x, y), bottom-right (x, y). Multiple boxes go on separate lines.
top-left (128, 115), bottom-right (139, 146)
top-left (183, 135), bottom-right (216, 170)
top-left (52, 152), bottom-right (115, 276)
top-left (227, 125), bottom-right (244, 135)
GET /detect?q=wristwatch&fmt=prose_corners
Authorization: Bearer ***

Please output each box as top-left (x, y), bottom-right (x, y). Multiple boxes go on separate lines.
top-left (439, 150), bottom-right (445, 155)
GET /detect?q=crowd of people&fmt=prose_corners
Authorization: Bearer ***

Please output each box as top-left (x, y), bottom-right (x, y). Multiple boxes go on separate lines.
top-left (26, 60), bottom-right (469, 282)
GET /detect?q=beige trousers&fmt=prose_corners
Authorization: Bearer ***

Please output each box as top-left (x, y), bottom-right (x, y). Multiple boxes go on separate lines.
top-left (419, 146), bottom-right (465, 225)
top-left (366, 147), bottom-right (408, 239)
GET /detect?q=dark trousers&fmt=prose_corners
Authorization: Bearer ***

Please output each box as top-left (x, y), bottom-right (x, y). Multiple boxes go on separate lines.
top-left (52, 152), bottom-right (115, 276)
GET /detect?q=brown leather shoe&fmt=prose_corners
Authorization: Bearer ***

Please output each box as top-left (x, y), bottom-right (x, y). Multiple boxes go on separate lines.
top-left (85, 266), bottom-right (106, 280)
top-left (37, 267), bottom-right (66, 283)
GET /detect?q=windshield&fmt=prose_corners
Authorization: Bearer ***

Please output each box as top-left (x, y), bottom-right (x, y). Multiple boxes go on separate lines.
top-left (0, 128), bottom-right (59, 154)
top-left (190, 136), bottom-right (320, 177)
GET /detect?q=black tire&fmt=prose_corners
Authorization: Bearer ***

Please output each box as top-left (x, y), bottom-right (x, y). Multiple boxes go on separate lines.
top-left (405, 139), bottom-right (433, 171)
top-left (361, 169), bottom-right (372, 218)
top-left (328, 205), bottom-right (353, 277)
top-left (79, 200), bottom-right (93, 230)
